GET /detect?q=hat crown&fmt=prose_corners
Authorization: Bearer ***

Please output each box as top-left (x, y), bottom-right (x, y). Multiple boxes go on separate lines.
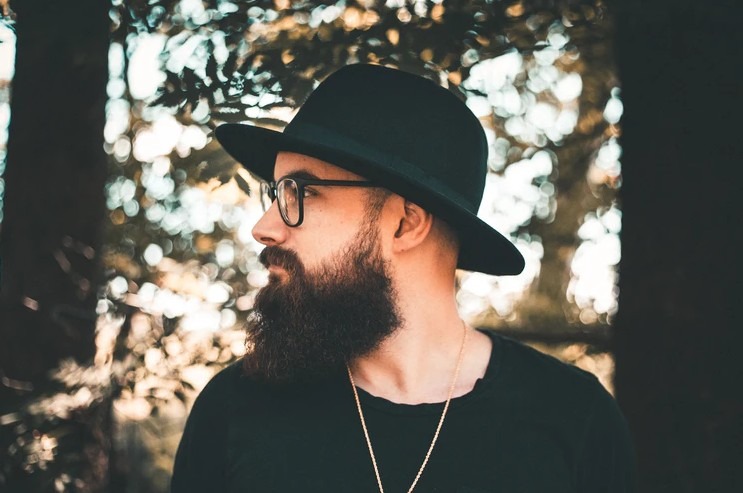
top-left (285, 64), bottom-right (488, 213)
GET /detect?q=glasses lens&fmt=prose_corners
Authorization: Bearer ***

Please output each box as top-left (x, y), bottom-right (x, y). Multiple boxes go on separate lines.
top-left (277, 178), bottom-right (300, 226)
top-left (259, 182), bottom-right (274, 212)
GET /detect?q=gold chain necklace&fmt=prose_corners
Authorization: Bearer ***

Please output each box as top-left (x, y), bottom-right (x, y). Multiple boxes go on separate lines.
top-left (346, 323), bottom-right (468, 493)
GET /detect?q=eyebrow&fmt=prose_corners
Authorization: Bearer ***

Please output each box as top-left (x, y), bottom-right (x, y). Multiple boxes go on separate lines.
top-left (275, 169), bottom-right (322, 181)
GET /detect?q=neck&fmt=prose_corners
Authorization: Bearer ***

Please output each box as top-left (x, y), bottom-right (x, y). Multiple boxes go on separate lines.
top-left (348, 272), bottom-right (492, 405)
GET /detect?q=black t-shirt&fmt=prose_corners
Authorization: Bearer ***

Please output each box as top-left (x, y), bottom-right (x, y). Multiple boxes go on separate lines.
top-left (171, 331), bottom-right (637, 492)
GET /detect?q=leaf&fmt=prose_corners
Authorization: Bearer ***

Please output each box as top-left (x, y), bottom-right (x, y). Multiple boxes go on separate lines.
top-left (206, 51), bottom-right (219, 83)
top-left (222, 51), bottom-right (238, 79)
top-left (234, 173), bottom-right (252, 196)
top-left (170, 388), bottom-right (184, 404)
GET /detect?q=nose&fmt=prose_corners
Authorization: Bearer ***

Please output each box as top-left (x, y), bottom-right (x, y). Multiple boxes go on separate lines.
top-left (252, 201), bottom-right (289, 246)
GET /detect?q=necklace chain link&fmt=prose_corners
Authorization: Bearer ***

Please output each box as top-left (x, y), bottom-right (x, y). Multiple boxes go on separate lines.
top-left (346, 323), bottom-right (469, 493)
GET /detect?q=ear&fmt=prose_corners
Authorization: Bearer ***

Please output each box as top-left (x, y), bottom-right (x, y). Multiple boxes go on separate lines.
top-left (392, 200), bottom-right (434, 253)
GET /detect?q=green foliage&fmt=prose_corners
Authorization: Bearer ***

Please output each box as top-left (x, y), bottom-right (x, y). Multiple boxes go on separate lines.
top-left (111, 0), bottom-right (610, 124)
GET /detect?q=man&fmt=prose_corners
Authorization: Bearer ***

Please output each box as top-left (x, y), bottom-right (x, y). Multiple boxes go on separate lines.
top-left (171, 64), bottom-right (636, 492)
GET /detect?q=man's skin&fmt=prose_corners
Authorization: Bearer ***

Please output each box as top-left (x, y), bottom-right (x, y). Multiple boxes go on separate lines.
top-left (252, 151), bottom-right (493, 404)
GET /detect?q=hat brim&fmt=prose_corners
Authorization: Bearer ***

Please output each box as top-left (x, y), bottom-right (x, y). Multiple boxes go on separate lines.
top-left (215, 123), bottom-right (525, 276)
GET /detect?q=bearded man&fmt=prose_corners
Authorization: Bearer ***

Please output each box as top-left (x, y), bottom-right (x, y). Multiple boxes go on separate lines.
top-left (171, 64), bottom-right (637, 493)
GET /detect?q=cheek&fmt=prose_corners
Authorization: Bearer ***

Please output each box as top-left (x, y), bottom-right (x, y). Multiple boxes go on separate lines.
top-left (291, 200), bottom-right (373, 266)
top-left (315, 202), bottom-right (366, 230)
top-left (295, 230), bottom-right (354, 270)
top-left (300, 223), bottom-right (380, 272)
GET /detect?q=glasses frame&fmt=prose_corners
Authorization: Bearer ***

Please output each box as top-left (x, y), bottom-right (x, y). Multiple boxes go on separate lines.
top-left (261, 176), bottom-right (380, 227)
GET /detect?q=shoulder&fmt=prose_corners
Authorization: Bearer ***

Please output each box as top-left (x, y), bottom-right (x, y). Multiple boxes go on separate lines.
top-left (485, 332), bottom-right (637, 491)
top-left (177, 360), bottom-right (245, 439)
top-left (192, 359), bottom-right (244, 405)
top-left (171, 360), bottom-right (249, 492)
top-left (484, 330), bottom-right (622, 431)
top-left (180, 360), bottom-right (241, 423)
top-left (489, 331), bottom-right (606, 402)
top-left (185, 358), bottom-right (290, 424)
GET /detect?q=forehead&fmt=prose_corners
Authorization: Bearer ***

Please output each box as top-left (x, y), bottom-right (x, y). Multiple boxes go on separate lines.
top-left (274, 152), bottom-right (366, 181)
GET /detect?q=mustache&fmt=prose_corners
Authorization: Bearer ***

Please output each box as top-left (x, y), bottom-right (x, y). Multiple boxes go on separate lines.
top-left (259, 246), bottom-right (305, 276)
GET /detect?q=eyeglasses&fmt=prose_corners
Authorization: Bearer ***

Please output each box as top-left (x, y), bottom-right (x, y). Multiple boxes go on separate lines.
top-left (260, 176), bottom-right (380, 227)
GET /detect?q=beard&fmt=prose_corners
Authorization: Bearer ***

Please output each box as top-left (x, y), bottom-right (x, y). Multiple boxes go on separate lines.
top-left (242, 223), bottom-right (402, 384)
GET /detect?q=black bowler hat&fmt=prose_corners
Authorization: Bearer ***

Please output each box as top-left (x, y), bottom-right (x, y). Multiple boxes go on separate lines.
top-left (215, 63), bottom-right (525, 276)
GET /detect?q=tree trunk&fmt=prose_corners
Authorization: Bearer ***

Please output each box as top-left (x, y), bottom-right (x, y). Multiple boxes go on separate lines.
top-left (0, 0), bottom-right (110, 490)
top-left (611, 1), bottom-right (742, 491)
top-left (0, 0), bottom-right (108, 379)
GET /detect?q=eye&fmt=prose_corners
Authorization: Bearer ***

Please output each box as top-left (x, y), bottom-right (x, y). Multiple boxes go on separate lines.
top-left (302, 187), bottom-right (318, 198)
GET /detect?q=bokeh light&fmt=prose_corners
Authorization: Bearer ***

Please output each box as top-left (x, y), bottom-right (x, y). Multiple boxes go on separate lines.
top-left (0, 23), bottom-right (15, 225)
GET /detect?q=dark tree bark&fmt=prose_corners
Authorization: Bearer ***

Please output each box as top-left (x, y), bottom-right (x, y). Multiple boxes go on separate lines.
top-left (0, 0), bottom-right (110, 491)
top-left (611, 1), bottom-right (742, 492)
top-left (0, 0), bottom-right (108, 379)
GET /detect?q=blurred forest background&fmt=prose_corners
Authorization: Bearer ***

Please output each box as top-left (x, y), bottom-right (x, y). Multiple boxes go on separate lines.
top-left (0, 0), bottom-right (740, 492)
